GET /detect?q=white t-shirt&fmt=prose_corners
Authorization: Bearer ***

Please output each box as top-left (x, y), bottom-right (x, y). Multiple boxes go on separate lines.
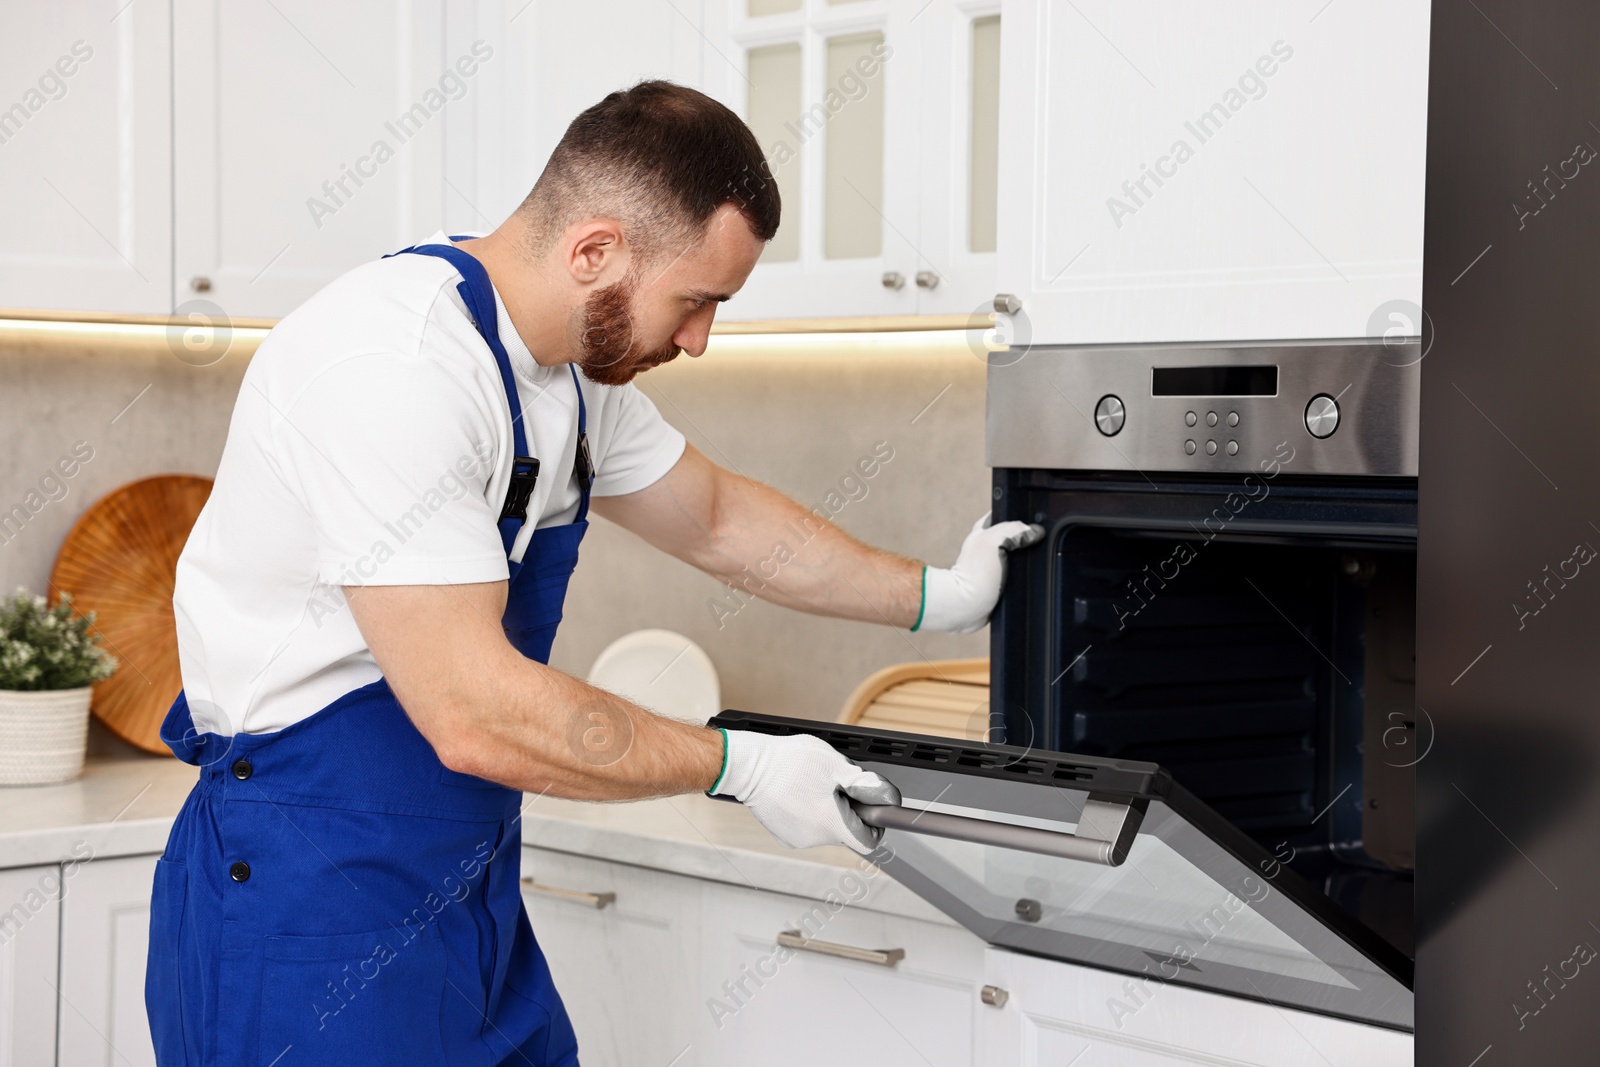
top-left (173, 231), bottom-right (686, 736)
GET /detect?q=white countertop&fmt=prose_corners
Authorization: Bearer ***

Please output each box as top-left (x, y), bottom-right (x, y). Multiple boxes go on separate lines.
top-left (0, 757), bottom-right (951, 925)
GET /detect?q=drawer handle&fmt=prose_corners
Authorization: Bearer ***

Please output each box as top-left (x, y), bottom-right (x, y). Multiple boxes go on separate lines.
top-left (520, 878), bottom-right (615, 909)
top-left (776, 929), bottom-right (904, 967)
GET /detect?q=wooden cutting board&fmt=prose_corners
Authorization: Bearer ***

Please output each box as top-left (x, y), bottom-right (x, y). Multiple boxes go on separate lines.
top-left (49, 475), bottom-right (213, 755)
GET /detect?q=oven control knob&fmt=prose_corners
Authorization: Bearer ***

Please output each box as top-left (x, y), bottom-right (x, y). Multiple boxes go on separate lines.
top-left (1305, 394), bottom-right (1340, 439)
top-left (1094, 394), bottom-right (1125, 437)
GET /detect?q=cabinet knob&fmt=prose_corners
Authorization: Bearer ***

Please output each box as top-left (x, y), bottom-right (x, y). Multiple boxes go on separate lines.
top-left (191, 276), bottom-right (213, 293)
top-left (993, 292), bottom-right (1022, 315)
top-left (981, 985), bottom-right (1010, 1008)
top-left (881, 271), bottom-right (906, 290)
top-left (914, 270), bottom-right (940, 290)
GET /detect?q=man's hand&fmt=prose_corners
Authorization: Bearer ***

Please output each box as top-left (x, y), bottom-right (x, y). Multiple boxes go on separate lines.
top-left (916, 512), bottom-right (1046, 634)
top-left (710, 730), bottom-right (902, 855)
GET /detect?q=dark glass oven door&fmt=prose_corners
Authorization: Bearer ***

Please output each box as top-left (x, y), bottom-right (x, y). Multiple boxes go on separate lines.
top-left (709, 711), bottom-right (1414, 1032)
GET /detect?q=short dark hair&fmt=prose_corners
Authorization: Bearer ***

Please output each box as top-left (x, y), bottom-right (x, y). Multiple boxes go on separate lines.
top-left (519, 80), bottom-right (780, 260)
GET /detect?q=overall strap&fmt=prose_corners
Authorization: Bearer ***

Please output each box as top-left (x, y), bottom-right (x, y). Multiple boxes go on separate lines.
top-left (569, 362), bottom-right (593, 524)
top-left (385, 239), bottom-right (533, 554)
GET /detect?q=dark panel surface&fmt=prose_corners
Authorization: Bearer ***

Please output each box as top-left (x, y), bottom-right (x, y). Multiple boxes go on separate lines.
top-left (1417, 0), bottom-right (1600, 1061)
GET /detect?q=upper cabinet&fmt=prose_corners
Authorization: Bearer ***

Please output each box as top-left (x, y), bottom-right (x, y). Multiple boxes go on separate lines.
top-left (704, 0), bottom-right (1000, 321)
top-left (994, 0), bottom-right (1431, 347)
top-left (171, 0), bottom-right (469, 320)
top-left (0, 1), bottom-right (172, 315)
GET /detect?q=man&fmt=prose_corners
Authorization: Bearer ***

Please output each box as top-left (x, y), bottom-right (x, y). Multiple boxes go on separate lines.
top-left (146, 81), bottom-right (1041, 1066)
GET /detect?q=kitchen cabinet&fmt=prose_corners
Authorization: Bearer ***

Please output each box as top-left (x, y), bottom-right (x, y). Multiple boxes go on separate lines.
top-left (520, 846), bottom-right (704, 1067)
top-left (171, 0), bottom-right (478, 320)
top-left (695, 879), bottom-right (985, 1067)
top-left (0, 865), bottom-right (60, 1067)
top-left (489, 0), bottom-right (708, 228)
top-left (0, 1), bottom-right (172, 316)
top-left (979, 947), bottom-right (1413, 1066)
top-left (994, 0), bottom-right (1431, 346)
top-left (57, 853), bottom-right (158, 1067)
top-left (704, 0), bottom-right (1001, 321)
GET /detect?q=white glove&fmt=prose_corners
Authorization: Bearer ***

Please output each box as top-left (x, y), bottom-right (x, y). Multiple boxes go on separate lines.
top-left (916, 512), bottom-right (1046, 634)
top-left (710, 730), bottom-right (902, 855)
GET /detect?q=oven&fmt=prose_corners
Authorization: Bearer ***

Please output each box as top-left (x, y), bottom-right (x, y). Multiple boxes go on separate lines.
top-left (714, 338), bottom-right (1420, 1033)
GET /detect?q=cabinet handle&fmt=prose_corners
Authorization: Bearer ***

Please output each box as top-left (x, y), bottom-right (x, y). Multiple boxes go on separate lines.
top-left (776, 929), bottom-right (904, 967)
top-left (993, 292), bottom-right (1022, 315)
top-left (914, 270), bottom-right (940, 290)
top-left (520, 878), bottom-right (615, 909)
top-left (190, 276), bottom-right (213, 293)
top-left (981, 985), bottom-right (1009, 1008)
top-left (881, 271), bottom-right (906, 290)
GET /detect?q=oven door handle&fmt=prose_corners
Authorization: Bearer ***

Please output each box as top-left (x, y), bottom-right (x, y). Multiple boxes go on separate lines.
top-left (850, 793), bottom-right (1146, 867)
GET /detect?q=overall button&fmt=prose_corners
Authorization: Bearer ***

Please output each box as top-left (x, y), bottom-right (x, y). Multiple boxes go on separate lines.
top-left (1226, 411), bottom-right (1239, 427)
top-left (1184, 439), bottom-right (1197, 455)
top-left (231, 758), bottom-right (252, 781)
top-left (229, 861), bottom-right (251, 883)
top-left (1205, 411), bottom-right (1218, 427)
top-left (1205, 440), bottom-right (1218, 455)
top-left (1226, 440), bottom-right (1239, 456)
top-left (1184, 411), bottom-right (1197, 427)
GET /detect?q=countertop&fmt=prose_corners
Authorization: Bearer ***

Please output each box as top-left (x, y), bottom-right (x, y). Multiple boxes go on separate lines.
top-left (0, 757), bottom-right (951, 925)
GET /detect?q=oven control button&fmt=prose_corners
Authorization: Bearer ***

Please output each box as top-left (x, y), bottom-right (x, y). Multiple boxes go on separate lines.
top-left (1226, 440), bottom-right (1239, 456)
top-left (1094, 394), bottom-right (1125, 436)
top-left (1305, 394), bottom-right (1340, 438)
top-left (1227, 411), bottom-right (1239, 427)
top-left (1205, 411), bottom-right (1218, 427)
top-left (1184, 439), bottom-right (1197, 455)
top-left (1185, 411), bottom-right (1197, 427)
top-left (1205, 440), bottom-right (1218, 455)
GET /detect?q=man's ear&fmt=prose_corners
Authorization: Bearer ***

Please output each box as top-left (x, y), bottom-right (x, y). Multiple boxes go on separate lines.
top-left (566, 219), bottom-right (626, 284)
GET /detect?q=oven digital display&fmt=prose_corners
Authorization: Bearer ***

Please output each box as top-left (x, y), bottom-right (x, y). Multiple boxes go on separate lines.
top-left (1151, 365), bottom-right (1278, 397)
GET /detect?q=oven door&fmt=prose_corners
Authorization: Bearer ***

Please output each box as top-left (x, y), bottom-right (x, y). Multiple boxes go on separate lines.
top-left (708, 711), bottom-right (1413, 1032)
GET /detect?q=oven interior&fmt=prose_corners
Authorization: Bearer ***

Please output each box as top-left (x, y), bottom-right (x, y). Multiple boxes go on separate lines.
top-left (993, 474), bottom-right (1417, 961)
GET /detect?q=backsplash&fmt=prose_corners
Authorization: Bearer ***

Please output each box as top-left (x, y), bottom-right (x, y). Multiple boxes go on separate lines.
top-left (0, 320), bottom-right (990, 751)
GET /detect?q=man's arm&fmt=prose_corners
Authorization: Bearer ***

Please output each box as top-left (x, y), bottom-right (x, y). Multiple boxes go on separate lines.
top-left (345, 579), bottom-right (900, 855)
top-left (346, 579), bottom-right (723, 800)
top-left (592, 443), bottom-right (924, 627)
top-left (591, 443), bottom-right (1043, 634)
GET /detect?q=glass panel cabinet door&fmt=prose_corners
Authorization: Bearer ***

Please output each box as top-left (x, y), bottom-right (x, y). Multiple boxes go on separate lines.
top-left (714, 0), bottom-right (920, 321)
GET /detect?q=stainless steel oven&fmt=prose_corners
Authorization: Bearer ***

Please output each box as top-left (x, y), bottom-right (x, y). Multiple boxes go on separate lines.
top-left (718, 339), bottom-right (1422, 1033)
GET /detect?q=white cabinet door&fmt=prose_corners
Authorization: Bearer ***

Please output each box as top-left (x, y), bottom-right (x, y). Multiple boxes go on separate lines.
top-left (696, 878), bottom-right (984, 1067)
top-left (0, 2), bottom-right (172, 315)
top-left (909, 0), bottom-right (1001, 318)
top-left (995, 0), bottom-right (1430, 346)
top-left (171, 0), bottom-right (480, 319)
top-left (979, 946), bottom-right (1413, 1067)
top-left (493, 0), bottom-right (707, 227)
top-left (520, 847), bottom-right (703, 1067)
top-left (58, 853), bottom-right (158, 1067)
top-left (0, 865), bottom-right (61, 1067)
top-left (710, 0), bottom-right (923, 322)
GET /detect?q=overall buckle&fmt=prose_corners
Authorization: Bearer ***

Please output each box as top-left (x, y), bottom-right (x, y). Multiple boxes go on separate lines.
top-left (500, 456), bottom-right (540, 521)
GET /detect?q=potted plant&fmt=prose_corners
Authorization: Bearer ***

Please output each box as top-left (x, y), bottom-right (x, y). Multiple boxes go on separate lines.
top-left (0, 589), bottom-right (117, 786)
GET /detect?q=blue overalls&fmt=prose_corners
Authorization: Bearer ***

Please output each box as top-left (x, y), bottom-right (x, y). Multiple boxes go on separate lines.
top-left (147, 240), bottom-right (589, 1066)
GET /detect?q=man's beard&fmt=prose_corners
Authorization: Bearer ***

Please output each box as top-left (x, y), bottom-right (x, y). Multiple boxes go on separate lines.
top-left (575, 273), bottom-right (681, 386)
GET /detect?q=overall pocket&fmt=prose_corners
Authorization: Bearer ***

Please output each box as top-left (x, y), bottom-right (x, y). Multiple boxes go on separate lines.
top-left (256, 921), bottom-right (447, 1065)
top-left (146, 858), bottom-right (190, 1066)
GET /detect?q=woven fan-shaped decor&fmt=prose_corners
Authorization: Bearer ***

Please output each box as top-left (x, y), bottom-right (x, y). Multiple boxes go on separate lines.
top-left (49, 475), bottom-right (212, 754)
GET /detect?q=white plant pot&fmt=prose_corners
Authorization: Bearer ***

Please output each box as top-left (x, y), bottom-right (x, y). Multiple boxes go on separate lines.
top-left (0, 686), bottom-right (93, 786)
